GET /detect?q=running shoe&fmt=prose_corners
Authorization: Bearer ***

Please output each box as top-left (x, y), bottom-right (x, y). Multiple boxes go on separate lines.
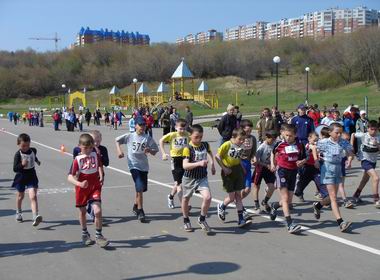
top-left (375, 200), bottom-right (380, 209)
top-left (32, 215), bottom-right (43, 227)
top-left (217, 203), bottom-right (226, 222)
top-left (138, 209), bottom-right (146, 223)
top-left (184, 222), bottom-right (193, 232)
top-left (82, 233), bottom-right (95, 246)
top-left (312, 202), bottom-right (321, 220)
top-left (197, 217), bottom-right (211, 233)
top-left (252, 203), bottom-right (260, 212)
top-left (243, 208), bottom-right (253, 220)
top-left (353, 197), bottom-right (363, 205)
top-left (16, 213), bottom-right (23, 223)
top-left (132, 204), bottom-right (138, 216)
top-left (261, 200), bottom-right (271, 213)
top-left (287, 223), bottom-right (302, 234)
top-left (167, 194), bottom-right (175, 209)
top-left (339, 221), bottom-right (352, 232)
top-left (344, 200), bottom-right (354, 209)
top-left (95, 235), bottom-right (109, 248)
top-left (314, 192), bottom-right (323, 201)
top-left (269, 204), bottom-right (277, 221)
top-left (238, 218), bottom-right (250, 228)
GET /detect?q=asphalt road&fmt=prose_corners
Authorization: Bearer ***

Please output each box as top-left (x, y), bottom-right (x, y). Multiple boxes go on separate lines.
top-left (0, 120), bottom-right (379, 280)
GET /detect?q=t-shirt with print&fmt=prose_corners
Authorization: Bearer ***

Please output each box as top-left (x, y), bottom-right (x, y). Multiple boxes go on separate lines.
top-left (255, 142), bottom-right (276, 166)
top-left (317, 138), bottom-right (353, 164)
top-left (218, 140), bottom-right (243, 167)
top-left (183, 142), bottom-right (211, 179)
top-left (355, 132), bottom-right (380, 163)
top-left (162, 131), bottom-right (190, 157)
top-left (115, 132), bottom-right (158, 172)
top-left (273, 140), bottom-right (306, 170)
top-left (70, 151), bottom-right (102, 188)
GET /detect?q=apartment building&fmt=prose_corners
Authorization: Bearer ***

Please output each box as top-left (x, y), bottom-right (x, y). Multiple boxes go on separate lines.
top-left (177, 29), bottom-right (223, 45)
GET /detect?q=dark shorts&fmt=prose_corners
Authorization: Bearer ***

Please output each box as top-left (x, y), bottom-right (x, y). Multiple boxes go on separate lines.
top-left (171, 157), bottom-right (185, 184)
top-left (221, 165), bottom-right (245, 193)
top-left (131, 169), bottom-right (148, 193)
top-left (361, 160), bottom-right (377, 172)
top-left (252, 165), bottom-right (276, 186)
top-left (12, 172), bottom-right (39, 192)
top-left (276, 167), bottom-right (298, 192)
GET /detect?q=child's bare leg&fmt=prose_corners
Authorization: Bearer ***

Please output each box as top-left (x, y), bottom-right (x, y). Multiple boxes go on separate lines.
top-left (199, 190), bottom-right (211, 216)
top-left (252, 184), bottom-right (260, 201)
top-left (28, 188), bottom-right (38, 216)
top-left (79, 207), bottom-right (87, 229)
top-left (280, 188), bottom-right (290, 217)
top-left (16, 191), bottom-right (24, 211)
top-left (266, 183), bottom-right (275, 198)
top-left (338, 177), bottom-right (347, 200)
top-left (241, 187), bottom-right (251, 199)
top-left (327, 185), bottom-right (342, 220)
top-left (223, 192), bottom-right (236, 207)
top-left (92, 202), bottom-right (102, 230)
top-left (235, 192), bottom-right (243, 211)
top-left (181, 197), bottom-right (190, 218)
top-left (136, 192), bottom-right (143, 209)
top-left (353, 172), bottom-right (370, 198)
top-left (367, 169), bottom-right (380, 201)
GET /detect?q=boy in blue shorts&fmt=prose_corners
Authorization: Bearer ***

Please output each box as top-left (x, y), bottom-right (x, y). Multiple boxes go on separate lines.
top-left (352, 120), bottom-right (380, 208)
top-left (12, 133), bottom-right (43, 226)
top-left (116, 117), bottom-right (158, 222)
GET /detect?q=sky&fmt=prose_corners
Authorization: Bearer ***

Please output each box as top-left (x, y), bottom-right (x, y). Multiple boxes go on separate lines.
top-left (0, 0), bottom-right (379, 52)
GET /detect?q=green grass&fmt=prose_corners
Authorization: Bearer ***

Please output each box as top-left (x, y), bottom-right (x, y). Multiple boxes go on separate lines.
top-left (1, 74), bottom-right (379, 118)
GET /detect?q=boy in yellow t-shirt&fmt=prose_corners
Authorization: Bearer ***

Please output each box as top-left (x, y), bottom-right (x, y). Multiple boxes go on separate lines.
top-left (215, 128), bottom-right (251, 228)
top-left (159, 119), bottom-right (189, 209)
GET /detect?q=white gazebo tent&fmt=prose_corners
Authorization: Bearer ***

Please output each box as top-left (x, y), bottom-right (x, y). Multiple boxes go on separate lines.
top-left (156, 82), bottom-right (168, 103)
top-left (137, 83), bottom-right (150, 106)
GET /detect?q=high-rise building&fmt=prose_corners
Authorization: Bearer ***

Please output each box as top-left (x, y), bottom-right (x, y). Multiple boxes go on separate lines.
top-left (75, 27), bottom-right (150, 47)
top-left (224, 6), bottom-right (379, 42)
top-left (177, 29), bottom-right (223, 45)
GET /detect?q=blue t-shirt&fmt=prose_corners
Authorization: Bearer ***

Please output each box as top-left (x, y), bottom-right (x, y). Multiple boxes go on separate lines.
top-left (291, 115), bottom-right (315, 144)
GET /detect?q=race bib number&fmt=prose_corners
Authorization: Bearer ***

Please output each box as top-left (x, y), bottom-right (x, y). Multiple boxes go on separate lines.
top-left (173, 137), bottom-right (187, 149)
top-left (79, 156), bottom-right (97, 170)
top-left (228, 147), bottom-right (242, 158)
top-left (285, 145), bottom-right (299, 154)
top-left (194, 150), bottom-right (207, 162)
top-left (132, 141), bottom-right (146, 153)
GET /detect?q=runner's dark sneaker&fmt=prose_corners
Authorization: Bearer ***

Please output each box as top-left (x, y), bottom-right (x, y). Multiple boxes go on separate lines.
top-left (261, 200), bottom-right (271, 213)
top-left (132, 204), bottom-right (138, 216)
top-left (138, 209), bottom-right (146, 223)
top-left (340, 221), bottom-right (352, 232)
top-left (167, 195), bottom-right (175, 209)
top-left (269, 204), bottom-right (277, 221)
top-left (197, 217), bottom-right (211, 233)
top-left (313, 202), bottom-right (321, 220)
top-left (217, 203), bottom-right (226, 222)
top-left (287, 223), bottom-right (301, 234)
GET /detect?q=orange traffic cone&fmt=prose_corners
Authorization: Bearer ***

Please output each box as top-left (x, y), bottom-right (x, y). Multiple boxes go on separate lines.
top-left (60, 144), bottom-right (66, 153)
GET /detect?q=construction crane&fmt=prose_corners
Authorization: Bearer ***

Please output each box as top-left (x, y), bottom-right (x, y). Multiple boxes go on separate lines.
top-left (28, 32), bottom-right (61, 52)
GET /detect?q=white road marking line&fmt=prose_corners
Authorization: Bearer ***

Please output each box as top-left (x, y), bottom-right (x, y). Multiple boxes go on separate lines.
top-left (2, 130), bottom-right (380, 256)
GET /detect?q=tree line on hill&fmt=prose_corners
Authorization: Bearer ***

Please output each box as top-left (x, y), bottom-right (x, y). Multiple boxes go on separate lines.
top-left (0, 28), bottom-right (379, 99)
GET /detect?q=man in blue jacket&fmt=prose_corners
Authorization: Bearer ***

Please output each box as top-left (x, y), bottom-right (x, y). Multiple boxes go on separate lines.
top-left (291, 104), bottom-right (315, 145)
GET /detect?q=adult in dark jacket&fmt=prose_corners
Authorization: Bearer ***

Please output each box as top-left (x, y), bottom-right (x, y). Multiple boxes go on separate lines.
top-left (291, 104), bottom-right (315, 145)
top-left (185, 106), bottom-right (193, 130)
top-left (85, 109), bottom-right (92, 126)
top-left (217, 104), bottom-right (237, 146)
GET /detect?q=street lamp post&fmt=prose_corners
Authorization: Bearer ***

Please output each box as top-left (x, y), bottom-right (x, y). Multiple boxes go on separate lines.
top-left (133, 78), bottom-right (138, 109)
top-left (305, 67), bottom-right (310, 105)
top-left (61, 84), bottom-right (66, 108)
top-left (273, 56), bottom-right (281, 109)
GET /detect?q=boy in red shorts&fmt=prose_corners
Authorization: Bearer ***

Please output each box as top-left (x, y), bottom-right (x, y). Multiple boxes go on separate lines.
top-left (68, 133), bottom-right (108, 248)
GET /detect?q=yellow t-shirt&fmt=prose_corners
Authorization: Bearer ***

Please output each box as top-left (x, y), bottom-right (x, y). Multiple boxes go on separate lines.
top-left (162, 131), bottom-right (190, 157)
top-left (218, 140), bottom-right (243, 167)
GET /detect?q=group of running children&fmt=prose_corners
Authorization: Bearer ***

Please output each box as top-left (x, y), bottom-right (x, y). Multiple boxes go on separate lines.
top-left (11, 114), bottom-right (380, 247)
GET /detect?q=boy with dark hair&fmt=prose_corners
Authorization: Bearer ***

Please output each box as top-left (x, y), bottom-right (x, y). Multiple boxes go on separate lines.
top-left (116, 117), bottom-right (158, 222)
top-left (12, 133), bottom-right (42, 226)
top-left (181, 124), bottom-right (215, 232)
top-left (270, 124), bottom-right (306, 234)
top-left (159, 118), bottom-right (189, 209)
top-left (68, 134), bottom-right (108, 247)
top-left (216, 128), bottom-right (251, 227)
top-left (352, 120), bottom-right (380, 208)
top-left (252, 130), bottom-right (277, 213)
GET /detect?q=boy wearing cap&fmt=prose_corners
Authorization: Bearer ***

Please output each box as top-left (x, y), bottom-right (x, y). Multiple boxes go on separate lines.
top-left (116, 116), bottom-right (159, 222)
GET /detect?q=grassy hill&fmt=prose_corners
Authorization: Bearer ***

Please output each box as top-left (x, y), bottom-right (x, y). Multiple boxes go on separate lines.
top-left (1, 74), bottom-right (379, 118)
